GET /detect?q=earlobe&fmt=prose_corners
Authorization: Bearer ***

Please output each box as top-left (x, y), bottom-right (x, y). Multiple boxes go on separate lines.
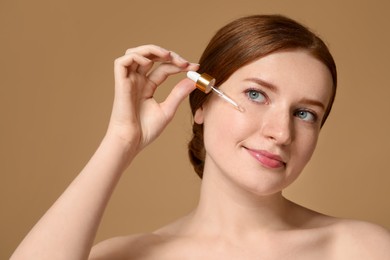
top-left (194, 107), bottom-right (205, 124)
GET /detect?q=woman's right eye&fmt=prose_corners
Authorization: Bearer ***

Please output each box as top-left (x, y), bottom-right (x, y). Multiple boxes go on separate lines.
top-left (245, 89), bottom-right (267, 103)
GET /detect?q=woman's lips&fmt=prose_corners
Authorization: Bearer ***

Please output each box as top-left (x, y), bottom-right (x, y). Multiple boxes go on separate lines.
top-left (246, 148), bottom-right (286, 169)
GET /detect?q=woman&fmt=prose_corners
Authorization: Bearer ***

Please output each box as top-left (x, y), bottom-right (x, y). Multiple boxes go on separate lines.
top-left (12, 15), bottom-right (390, 259)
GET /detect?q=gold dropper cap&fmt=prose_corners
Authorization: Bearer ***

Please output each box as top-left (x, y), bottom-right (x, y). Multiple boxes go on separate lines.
top-left (187, 71), bottom-right (215, 93)
top-left (195, 73), bottom-right (215, 93)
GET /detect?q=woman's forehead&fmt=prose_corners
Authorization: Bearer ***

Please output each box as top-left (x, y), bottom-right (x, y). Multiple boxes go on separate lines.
top-left (233, 51), bottom-right (332, 87)
top-left (224, 50), bottom-right (334, 104)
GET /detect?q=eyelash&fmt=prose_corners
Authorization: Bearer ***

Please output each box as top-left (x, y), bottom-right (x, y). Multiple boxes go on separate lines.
top-left (245, 88), bottom-right (268, 104)
top-left (293, 109), bottom-right (318, 123)
top-left (244, 88), bottom-right (318, 123)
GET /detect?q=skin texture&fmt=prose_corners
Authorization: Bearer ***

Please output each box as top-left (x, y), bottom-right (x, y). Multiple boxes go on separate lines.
top-left (12, 46), bottom-right (390, 260)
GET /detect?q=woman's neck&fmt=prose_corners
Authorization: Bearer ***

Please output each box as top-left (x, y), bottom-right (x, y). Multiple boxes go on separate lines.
top-left (184, 167), bottom-right (296, 238)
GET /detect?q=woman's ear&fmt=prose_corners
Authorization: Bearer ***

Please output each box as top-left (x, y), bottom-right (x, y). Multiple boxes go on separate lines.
top-left (194, 106), bottom-right (205, 124)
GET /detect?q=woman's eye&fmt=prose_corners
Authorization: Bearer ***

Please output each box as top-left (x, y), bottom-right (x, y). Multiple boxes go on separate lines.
top-left (294, 110), bottom-right (317, 122)
top-left (246, 89), bottom-right (266, 103)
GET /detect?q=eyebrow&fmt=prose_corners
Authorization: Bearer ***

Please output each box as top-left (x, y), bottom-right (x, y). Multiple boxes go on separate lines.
top-left (244, 77), bottom-right (326, 111)
top-left (244, 77), bottom-right (279, 93)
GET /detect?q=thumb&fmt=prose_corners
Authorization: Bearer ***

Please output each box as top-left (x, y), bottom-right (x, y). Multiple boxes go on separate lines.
top-left (160, 78), bottom-right (197, 120)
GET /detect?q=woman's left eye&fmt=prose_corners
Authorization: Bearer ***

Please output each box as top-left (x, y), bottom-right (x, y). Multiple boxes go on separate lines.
top-left (245, 89), bottom-right (267, 103)
top-left (294, 110), bottom-right (317, 122)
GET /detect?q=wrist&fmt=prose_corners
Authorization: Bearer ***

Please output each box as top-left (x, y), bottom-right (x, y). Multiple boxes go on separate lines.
top-left (101, 131), bottom-right (140, 168)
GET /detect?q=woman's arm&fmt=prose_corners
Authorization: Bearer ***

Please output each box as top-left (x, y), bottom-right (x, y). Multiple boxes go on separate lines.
top-left (11, 45), bottom-right (198, 260)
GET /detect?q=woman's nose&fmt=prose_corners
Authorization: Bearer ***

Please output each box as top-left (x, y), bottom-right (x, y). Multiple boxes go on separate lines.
top-left (260, 108), bottom-right (293, 146)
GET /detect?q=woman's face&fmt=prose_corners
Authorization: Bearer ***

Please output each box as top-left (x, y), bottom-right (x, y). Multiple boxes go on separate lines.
top-left (195, 50), bottom-right (333, 196)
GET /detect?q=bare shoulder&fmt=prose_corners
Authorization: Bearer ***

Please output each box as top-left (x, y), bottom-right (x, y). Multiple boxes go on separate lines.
top-left (288, 202), bottom-right (390, 259)
top-left (89, 233), bottom-right (164, 260)
top-left (330, 218), bottom-right (390, 259)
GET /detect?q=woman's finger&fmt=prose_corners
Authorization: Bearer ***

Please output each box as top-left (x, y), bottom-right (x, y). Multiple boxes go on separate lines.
top-left (125, 45), bottom-right (171, 75)
top-left (117, 47), bottom-right (190, 78)
top-left (126, 45), bottom-right (191, 70)
top-left (114, 53), bottom-right (152, 79)
top-left (160, 78), bottom-right (198, 121)
top-left (147, 62), bottom-right (199, 90)
top-left (125, 44), bottom-right (170, 58)
top-left (113, 45), bottom-right (169, 78)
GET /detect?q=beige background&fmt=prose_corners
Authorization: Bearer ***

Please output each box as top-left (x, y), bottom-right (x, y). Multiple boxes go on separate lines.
top-left (1, 0), bottom-right (389, 258)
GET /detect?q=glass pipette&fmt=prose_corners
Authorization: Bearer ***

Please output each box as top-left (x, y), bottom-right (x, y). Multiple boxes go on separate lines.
top-left (187, 71), bottom-right (244, 112)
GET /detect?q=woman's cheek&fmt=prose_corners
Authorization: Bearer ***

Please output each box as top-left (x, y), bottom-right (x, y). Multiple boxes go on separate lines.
top-left (205, 109), bottom-right (253, 151)
top-left (290, 130), bottom-right (319, 172)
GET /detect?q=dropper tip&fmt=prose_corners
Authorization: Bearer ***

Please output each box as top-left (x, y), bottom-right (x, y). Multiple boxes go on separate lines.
top-left (235, 105), bottom-right (245, 112)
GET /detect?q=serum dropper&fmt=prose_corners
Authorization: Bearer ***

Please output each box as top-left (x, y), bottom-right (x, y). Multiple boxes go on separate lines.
top-left (187, 71), bottom-right (244, 112)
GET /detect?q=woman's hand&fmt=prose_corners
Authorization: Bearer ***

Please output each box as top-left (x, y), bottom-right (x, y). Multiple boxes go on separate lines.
top-left (106, 45), bottom-right (199, 154)
top-left (11, 44), bottom-right (199, 260)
